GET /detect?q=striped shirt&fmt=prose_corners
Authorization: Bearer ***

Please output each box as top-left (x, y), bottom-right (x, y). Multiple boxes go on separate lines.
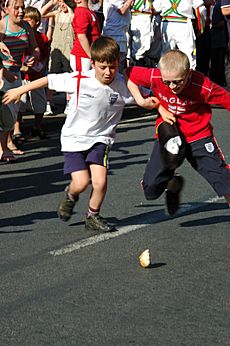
top-left (2, 15), bottom-right (29, 72)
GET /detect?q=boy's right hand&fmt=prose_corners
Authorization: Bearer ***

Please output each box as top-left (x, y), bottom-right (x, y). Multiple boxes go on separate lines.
top-left (141, 96), bottom-right (160, 110)
top-left (158, 104), bottom-right (176, 125)
top-left (2, 89), bottom-right (21, 104)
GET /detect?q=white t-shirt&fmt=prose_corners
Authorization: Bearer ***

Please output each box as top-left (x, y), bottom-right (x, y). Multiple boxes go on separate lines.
top-left (153, 0), bottom-right (204, 18)
top-left (102, 0), bottom-right (131, 53)
top-left (47, 70), bottom-right (133, 152)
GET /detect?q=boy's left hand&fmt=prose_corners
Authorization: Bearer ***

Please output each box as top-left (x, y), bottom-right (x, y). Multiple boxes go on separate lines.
top-left (2, 89), bottom-right (21, 104)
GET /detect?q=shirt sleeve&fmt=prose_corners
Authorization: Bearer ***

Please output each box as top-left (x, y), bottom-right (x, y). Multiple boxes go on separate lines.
top-left (107, 0), bottom-right (124, 10)
top-left (207, 82), bottom-right (230, 110)
top-left (75, 8), bottom-right (90, 34)
top-left (48, 73), bottom-right (76, 93)
top-left (221, 0), bottom-right (230, 8)
top-left (126, 66), bottom-right (154, 89)
top-left (192, 0), bottom-right (205, 9)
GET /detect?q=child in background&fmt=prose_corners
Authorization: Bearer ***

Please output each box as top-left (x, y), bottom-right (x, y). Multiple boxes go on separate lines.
top-left (70, 0), bottom-right (100, 72)
top-left (0, 0), bottom-right (39, 162)
top-left (16, 6), bottom-right (49, 139)
top-left (41, 0), bottom-right (74, 114)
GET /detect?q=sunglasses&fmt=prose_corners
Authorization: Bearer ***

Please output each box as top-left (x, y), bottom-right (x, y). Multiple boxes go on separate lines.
top-left (162, 79), bottom-right (185, 86)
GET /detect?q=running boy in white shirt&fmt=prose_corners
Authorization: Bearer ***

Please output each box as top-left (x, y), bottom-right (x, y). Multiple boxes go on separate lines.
top-left (2, 36), bottom-right (138, 232)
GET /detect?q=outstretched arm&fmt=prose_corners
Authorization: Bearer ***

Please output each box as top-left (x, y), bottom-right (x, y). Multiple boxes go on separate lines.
top-left (127, 78), bottom-right (176, 124)
top-left (127, 79), bottom-right (159, 109)
top-left (40, 0), bottom-right (59, 17)
top-left (2, 77), bottom-right (48, 104)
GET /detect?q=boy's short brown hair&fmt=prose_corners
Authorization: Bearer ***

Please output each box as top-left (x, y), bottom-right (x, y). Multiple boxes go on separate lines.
top-left (159, 50), bottom-right (190, 76)
top-left (90, 36), bottom-right (120, 64)
top-left (24, 6), bottom-right (41, 25)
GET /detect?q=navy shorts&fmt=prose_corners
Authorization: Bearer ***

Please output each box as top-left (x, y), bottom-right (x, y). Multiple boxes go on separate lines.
top-left (143, 136), bottom-right (230, 200)
top-left (63, 143), bottom-right (109, 175)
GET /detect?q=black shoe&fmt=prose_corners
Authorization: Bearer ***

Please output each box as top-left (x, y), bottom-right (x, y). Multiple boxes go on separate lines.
top-left (85, 214), bottom-right (116, 232)
top-left (165, 175), bottom-right (184, 216)
top-left (57, 186), bottom-right (78, 221)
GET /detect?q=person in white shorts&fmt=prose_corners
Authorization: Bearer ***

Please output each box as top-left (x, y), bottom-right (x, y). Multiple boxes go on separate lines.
top-left (153, 0), bottom-right (206, 69)
top-left (128, 0), bottom-right (161, 67)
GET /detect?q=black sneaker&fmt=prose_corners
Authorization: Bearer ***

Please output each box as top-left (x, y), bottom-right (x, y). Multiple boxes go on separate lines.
top-left (165, 175), bottom-right (184, 217)
top-left (57, 186), bottom-right (78, 221)
top-left (85, 214), bottom-right (116, 232)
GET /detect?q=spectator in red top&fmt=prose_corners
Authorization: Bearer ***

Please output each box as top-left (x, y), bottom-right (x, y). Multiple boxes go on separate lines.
top-left (70, 0), bottom-right (100, 72)
top-left (126, 49), bottom-right (230, 216)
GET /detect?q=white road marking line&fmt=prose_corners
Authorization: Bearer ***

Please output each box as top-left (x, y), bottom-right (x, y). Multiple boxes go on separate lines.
top-left (49, 223), bottom-right (150, 257)
top-left (49, 195), bottom-right (225, 256)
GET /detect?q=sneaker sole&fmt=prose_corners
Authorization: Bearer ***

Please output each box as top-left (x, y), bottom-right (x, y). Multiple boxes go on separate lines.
top-left (85, 223), bottom-right (117, 232)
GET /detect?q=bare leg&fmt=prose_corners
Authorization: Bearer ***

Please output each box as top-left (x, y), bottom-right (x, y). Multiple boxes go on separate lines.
top-left (57, 169), bottom-right (90, 221)
top-left (89, 164), bottom-right (107, 210)
top-left (13, 112), bottom-right (23, 135)
top-left (7, 132), bottom-right (24, 154)
top-left (70, 169), bottom-right (91, 197)
top-left (85, 164), bottom-right (114, 232)
top-left (0, 130), bottom-right (8, 154)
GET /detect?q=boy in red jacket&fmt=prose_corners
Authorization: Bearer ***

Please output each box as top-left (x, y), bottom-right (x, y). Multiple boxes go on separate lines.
top-left (127, 49), bottom-right (230, 216)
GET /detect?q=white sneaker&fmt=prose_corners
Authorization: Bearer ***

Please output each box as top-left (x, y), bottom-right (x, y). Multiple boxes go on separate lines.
top-left (44, 102), bottom-right (53, 116)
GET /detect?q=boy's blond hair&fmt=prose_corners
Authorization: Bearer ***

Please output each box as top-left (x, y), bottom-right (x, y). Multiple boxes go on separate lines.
top-left (91, 36), bottom-right (120, 64)
top-left (24, 6), bottom-right (41, 26)
top-left (159, 50), bottom-right (190, 76)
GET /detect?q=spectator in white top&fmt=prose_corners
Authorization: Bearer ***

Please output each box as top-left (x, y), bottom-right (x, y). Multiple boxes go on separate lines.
top-left (103, 0), bottom-right (134, 73)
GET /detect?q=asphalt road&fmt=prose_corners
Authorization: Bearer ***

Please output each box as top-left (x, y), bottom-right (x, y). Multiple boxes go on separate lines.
top-left (0, 105), bottom-right (230, 346)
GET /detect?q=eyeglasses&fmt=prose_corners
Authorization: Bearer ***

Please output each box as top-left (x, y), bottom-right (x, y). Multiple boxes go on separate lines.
top-left (162, 79), bottom-right (185, 87)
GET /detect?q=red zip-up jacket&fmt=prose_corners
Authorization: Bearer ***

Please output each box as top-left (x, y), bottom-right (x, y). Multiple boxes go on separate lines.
top-left (127, 67), bottom-right (230, 143)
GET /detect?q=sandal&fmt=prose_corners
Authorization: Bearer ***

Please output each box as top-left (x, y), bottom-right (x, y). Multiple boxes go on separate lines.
top-left (12, 133), bottom-right (25, 145)
top-left (7, 146), bottom-right (25, 155)
top-left (1, 151), bottom-right (17, 163)
top-left (12, 149), bottom-right (25, 155)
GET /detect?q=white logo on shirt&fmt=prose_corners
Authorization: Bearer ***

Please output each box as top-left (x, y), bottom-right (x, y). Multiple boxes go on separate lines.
top-left (205, 142), bottom-right (214, 153)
